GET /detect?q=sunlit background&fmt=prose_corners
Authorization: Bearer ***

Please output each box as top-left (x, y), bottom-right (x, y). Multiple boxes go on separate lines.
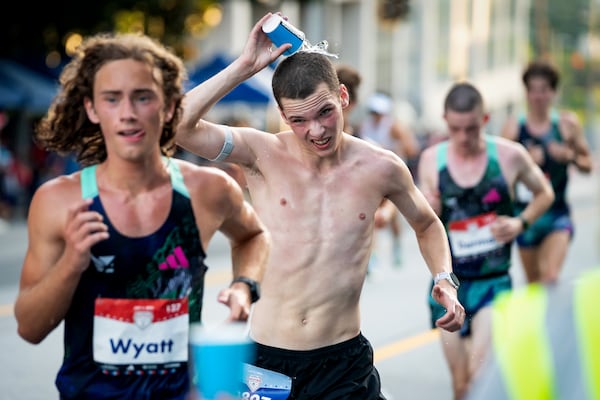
top-left (0, 0), bottom-right (598, 216)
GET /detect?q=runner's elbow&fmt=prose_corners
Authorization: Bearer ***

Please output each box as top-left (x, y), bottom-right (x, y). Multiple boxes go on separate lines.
top-left (17, 324), bottom-right (48, 345)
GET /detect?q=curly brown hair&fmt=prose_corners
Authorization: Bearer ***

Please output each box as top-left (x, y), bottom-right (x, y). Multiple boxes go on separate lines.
top-left (35, 33), bottom-right (187, 166)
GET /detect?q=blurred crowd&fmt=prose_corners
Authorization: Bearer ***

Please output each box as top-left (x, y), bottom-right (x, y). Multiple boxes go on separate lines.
top-left (0, 110), bottom-right (80, 226)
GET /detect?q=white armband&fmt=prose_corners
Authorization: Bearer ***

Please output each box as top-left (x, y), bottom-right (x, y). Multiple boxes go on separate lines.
top-left (209, 127), bottom-right (234, 162)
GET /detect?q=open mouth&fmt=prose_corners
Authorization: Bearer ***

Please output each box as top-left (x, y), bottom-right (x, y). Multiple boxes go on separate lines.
top-left (312, 137), bottom-right (331, 148)
top-left (119, 129), bottom-right (144, 137)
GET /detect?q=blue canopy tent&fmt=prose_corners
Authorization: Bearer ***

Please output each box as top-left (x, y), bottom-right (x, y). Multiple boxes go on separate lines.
top-left (0, 59), bottom-right (59, 114)
top-left (185, 53), bottom-right (274, 105)
top-left (0, 82), bottom-right (26, 110)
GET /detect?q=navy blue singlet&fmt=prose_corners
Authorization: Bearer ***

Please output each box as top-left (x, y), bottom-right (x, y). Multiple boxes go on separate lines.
top-left (55, 159), bottom-right (207, 400)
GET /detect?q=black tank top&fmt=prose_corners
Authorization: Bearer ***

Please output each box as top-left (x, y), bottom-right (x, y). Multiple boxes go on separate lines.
top-left (437, 137), bottom-right (514, 279)
top-left (516, 112), bottom-right (569, 213)
top-left (56, 158), bottom-right (207, 399)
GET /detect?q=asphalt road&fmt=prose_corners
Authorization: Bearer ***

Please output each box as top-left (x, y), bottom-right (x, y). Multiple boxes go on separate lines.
top-left (0, 167), bottom-right (598, 400)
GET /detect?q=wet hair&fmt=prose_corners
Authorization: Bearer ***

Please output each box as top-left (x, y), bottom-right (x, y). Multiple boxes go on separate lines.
top-left (35, 33), bottom-right (186, 166)
top-left (271, 52), bottom-right (339, 109)
top-left (444, 82), bottom-right (484, 113)
top-left (335, 64), bottom-right (361, 105)
top-left (522, 60), bottom-right (560, 91)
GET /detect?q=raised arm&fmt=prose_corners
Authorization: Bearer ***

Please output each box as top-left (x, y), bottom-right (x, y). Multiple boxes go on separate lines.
top-left (176, 13), bottom-right (287, 164)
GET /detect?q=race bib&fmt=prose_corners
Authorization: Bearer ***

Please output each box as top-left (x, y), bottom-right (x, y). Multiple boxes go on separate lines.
top-left (448, 212), bottom-right (502, 258)
top-left (93, 298), bottom-right (189, 375)
top-left (242, 363), bottom-right (292, 400)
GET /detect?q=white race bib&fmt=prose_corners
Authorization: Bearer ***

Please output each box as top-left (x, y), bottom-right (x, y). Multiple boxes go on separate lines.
top-left (93, 298), bottom-right (189, 374)
top-left (448, 212), bottom-right (502, 258)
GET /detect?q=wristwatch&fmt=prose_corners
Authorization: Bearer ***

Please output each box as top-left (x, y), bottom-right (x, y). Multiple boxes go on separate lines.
top-left (518, 214), bottom-right (530, 231)
top-left (230, 276), bottom-right (261, 303)
top-left (433, 271), bottom-right (460, 290)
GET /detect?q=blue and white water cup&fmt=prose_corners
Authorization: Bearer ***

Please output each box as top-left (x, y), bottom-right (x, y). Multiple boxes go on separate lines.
top-left (262, 14), bottom-right (305, 56)
top-left (189, 322), bottom-right (255, 400)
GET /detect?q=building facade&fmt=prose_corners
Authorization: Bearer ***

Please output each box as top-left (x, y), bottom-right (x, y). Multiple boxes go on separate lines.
top-left (194, 0), bottom-right (532, 136)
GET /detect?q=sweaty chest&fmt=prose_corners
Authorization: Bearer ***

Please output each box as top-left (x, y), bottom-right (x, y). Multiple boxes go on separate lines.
top-left (253, 169), bottom-right (378, 239)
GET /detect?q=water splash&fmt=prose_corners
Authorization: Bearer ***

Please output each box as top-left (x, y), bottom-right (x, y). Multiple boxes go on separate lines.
top-left (299, 39), bottom-right (339, 59)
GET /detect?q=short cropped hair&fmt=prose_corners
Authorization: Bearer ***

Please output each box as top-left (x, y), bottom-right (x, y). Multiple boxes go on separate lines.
top-left (272, 52), bottom-right (339, 109)
top-left (444, 82), bottom-right (484, 113)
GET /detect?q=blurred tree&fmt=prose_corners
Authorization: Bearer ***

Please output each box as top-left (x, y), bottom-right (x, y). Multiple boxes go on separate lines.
top-left (532, 0), bottom-right (590, 58)
top-left (379, 0), bottom-right (410, 22)
top-left (547, 0), bottom-right (590, 47)
top-left (0, 0), bottom-right (219, 71)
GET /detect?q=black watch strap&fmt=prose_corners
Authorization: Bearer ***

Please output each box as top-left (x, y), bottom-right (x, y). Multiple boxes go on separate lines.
top-left (230, 276), bottom-right (261, 303)
top-left (518, 214), bottom-right (530, 231)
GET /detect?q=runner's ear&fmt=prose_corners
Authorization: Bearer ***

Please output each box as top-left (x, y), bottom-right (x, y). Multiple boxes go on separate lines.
top-left (84, 97), bottom-right (100, 124)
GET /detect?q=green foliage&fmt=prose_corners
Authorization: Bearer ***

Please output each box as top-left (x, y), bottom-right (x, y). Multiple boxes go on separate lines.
top-left (530, 0), bottom-right (594, 115)
top-left (547, 0), bottom-right (589, 45)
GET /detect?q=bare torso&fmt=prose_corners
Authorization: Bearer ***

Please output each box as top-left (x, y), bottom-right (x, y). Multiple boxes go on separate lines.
top-left (247, 133), bottom-right (389, 349)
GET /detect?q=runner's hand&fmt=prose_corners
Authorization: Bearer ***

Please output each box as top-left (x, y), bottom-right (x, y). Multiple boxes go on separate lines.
top-left (217, 286), bottom-right (251, 321)
top-left (238, 13), bottom-right (290, 75)
top-left (63, 198), bottom-right (109, 273)
top-left (432, 284), bottom-right (465, 332)
top-left (490, 215), bottom-right (522, 244)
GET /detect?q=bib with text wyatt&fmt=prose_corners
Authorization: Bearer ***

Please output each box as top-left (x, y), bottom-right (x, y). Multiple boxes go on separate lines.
top-left (93, 298), bottom-right (189, 376)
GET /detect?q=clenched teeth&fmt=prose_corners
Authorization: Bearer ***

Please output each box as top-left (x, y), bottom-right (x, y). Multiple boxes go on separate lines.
top-left (313, 138), bottom-right (330, 145)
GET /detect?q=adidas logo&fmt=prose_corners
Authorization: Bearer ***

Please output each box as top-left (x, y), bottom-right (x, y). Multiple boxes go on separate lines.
top-left (158, 246), bottom-right (189, 270)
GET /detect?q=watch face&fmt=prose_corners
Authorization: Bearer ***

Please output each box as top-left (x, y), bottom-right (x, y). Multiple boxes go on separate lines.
top-left (246, 281), bottom-right (260, 303)
top-left (450, 272), bottom-right (460, 287)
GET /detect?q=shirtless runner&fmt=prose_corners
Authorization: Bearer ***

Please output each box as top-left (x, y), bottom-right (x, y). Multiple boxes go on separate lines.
top-left (177, 12), bottom-right (465, 399)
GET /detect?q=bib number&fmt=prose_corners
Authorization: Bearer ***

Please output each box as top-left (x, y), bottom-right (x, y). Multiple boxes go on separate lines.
top-left (448, 212), bottom-right (502, 258)
top-left (93, 298), bottom-right (189, 375)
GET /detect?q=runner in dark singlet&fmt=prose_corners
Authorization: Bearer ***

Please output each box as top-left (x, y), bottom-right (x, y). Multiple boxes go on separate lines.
top-left (418, 82), bottom-right (553, 399)
top-left (55, 160), bottom-right (206, 398)
top-left (14, 33), bottom-right (269, 400)
top-left (429, 136), bottom-right (514, 337)
top-left (514, 112), bottom-right (574, 247)
top-left (501, 61), bottom-right (592, 283)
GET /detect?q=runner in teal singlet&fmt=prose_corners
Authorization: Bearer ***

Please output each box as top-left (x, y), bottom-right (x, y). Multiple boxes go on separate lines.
top-left (418, 82), bottom-right (554, 400)
top-left (430, 136), bottom-right (514, 337)
top-left (14, 33), bottom-right (270, 399)
top-left (501, 61), bottom-right (593, 284)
